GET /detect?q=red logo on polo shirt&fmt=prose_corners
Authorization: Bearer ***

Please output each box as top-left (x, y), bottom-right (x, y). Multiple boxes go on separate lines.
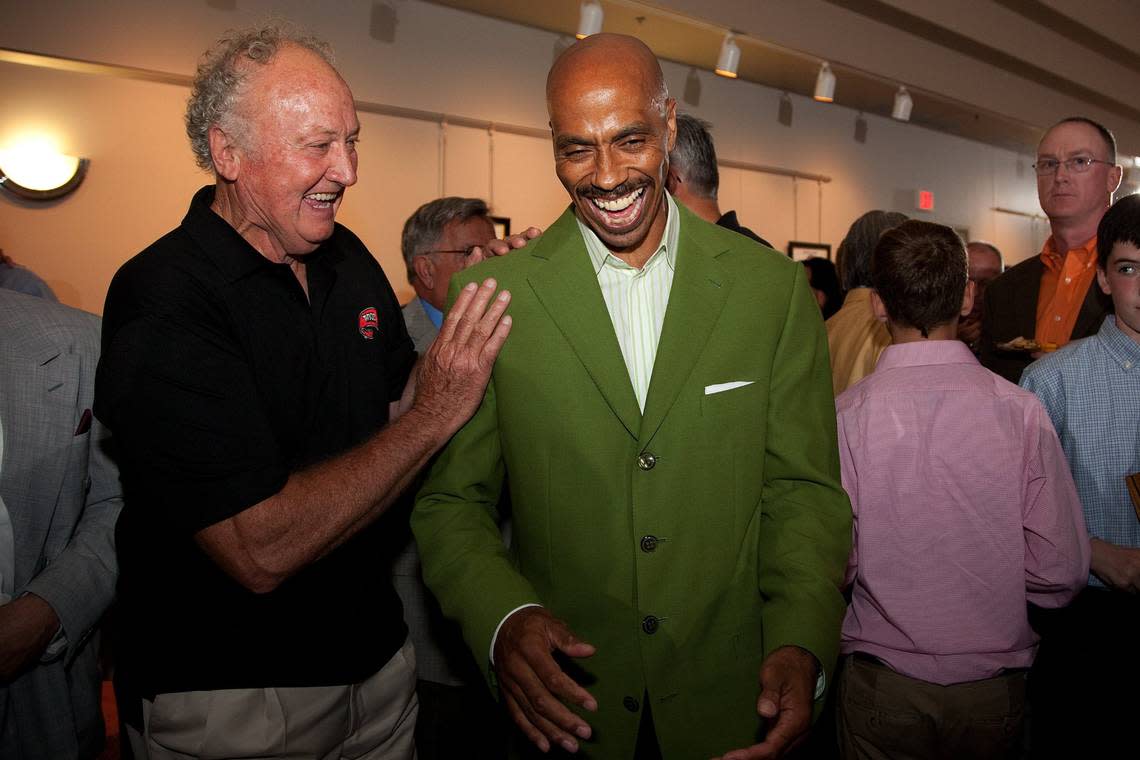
top-left (358, 307), bottom-right (379, 340)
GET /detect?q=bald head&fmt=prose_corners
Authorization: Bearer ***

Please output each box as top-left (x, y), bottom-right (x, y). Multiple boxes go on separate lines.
top-left (547, 34), bottom-right (668, 120)
top-left (545, 33), bottom-right (676, 263)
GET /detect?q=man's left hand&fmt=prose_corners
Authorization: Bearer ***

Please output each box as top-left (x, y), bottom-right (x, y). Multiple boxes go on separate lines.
top-left (0, 594), bottom-right (60, 682)
top-left (477, 226), bottom-right (542, 261)
top-left (713, 646), bottom-right (818, 760)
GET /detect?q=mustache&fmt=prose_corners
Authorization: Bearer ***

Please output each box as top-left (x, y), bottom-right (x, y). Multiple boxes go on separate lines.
top-left (579, 181), bottom-right (647, 200)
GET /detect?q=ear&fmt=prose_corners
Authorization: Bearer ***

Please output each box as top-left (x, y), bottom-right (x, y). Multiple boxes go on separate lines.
top-left (869, 290), bottom-right (889, 323)
top-left (960, 279), bottom-right (976, 317)
top-left (1097, 264), bottom-right (1111, 296)
top-left (413, 255), bottom-right (435, 290)
top-left (666, 168), bottom-right (681, 194)
top-left (664, 98), bottom-right (677, 153)
top-left (209, 125), bottom-right (241, 182)
top-left (1109, 163), bottom-right (1123, 195)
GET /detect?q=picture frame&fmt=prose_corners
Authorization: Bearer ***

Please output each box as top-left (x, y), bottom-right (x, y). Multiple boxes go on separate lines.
top-left (786, 241), bottom-right (832, 262)
top-left (491, 216), bottom-right (511, 239)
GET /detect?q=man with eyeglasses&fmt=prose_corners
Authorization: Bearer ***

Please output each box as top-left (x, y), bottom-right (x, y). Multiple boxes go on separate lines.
top-left (980, 117), bottom-right (1120, 382)
top-left (401, 197), bottom-right (499, 351)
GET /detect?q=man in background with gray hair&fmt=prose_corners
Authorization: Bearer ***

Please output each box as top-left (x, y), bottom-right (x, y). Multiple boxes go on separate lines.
top-left (97, 26), bottom-right (512, 759)
top-left (401, 197), bottom-right (497, 351)
top-left (666, 113), bottom-right (771, 247)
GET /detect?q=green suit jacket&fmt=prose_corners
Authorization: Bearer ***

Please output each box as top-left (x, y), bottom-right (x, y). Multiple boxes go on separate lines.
top-left (412, 203), bottom-right (851, 758)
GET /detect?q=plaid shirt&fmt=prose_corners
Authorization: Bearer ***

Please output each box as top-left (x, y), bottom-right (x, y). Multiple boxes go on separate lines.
top-left (1021, 316), bottom-right (1140, 587)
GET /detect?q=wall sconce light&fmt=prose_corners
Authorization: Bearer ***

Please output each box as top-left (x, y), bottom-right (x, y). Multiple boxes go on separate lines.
top-left (0, 138), bottom-right (89, 201)
top-left (891, 86), bottom-right (913, 122)
top-left (715, 33), bottom-right (740, 78)
top-left (813, 62), bottom-right (836, 103)
top-left (576, 1), bottom-right (603, 39)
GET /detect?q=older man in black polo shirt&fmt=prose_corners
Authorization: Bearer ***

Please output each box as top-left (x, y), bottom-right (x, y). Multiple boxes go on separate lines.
top-left (96, 26), bottom-right (512, 759)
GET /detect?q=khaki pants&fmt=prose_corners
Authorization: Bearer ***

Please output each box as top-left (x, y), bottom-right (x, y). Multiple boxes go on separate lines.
top-left (836, 654), bottom-right (1024, 760)
top-left (125, 638), bottom-right (418, 760)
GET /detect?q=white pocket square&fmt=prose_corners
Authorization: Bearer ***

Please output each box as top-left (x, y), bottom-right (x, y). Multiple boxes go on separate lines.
top-left (704, 380), bottom-right (754, 396)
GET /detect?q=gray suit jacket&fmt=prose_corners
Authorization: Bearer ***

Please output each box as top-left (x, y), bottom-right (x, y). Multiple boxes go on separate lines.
top-left (0, 289), bottom-right (122, 760)
top-left (401, 297), bottom-right (439, 355)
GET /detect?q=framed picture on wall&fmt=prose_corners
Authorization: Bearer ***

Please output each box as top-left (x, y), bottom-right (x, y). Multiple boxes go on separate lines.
top-left (787, 241), bottom-right (831, 262)
top-left (491, 216), bottom-right (511, 239)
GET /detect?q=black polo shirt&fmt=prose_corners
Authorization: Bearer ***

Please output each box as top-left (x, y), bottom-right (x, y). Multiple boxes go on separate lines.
top-left (96, 186), bottom-right (416, 696)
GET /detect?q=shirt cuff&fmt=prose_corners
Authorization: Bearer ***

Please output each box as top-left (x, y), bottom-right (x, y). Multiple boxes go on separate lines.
top-left (489, 603), bottom-right (543, 665)
top-left (40, 623), bottom-right (68, 663)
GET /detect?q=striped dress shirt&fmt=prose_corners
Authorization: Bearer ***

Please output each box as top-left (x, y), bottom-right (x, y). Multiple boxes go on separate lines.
top-left (576, 193), bottom-right (680, 411)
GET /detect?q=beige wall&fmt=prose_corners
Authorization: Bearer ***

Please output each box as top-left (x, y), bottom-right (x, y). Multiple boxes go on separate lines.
top-left (2, 0), bottom-right (1048, 313)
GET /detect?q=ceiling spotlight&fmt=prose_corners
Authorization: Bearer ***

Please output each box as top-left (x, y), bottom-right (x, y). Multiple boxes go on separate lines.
top-left (813, 62), bottom-right (836, 103)
top-left (576, 1), bottom-right (603, 39)
top-left (715, 33), bottom-right (740, 78)
top-left (892, 86), bottom-right (913, 122)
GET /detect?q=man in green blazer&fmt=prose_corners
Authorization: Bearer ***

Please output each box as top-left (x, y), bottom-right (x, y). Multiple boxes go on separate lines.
top-left (413, 34), bottom-right (851, 759)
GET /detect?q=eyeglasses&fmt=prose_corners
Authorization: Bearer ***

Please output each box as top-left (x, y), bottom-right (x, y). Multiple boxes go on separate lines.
top-left (1032, 156), bottom-right (1114, 176)
top-left (424, 244), bottom-right (482, 260)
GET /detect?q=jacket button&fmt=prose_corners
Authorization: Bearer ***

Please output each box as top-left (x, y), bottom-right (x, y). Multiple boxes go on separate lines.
top-left (623, 695), bottom-right (640, 712)
top-left (637, 452), bottom-right (657, 470)
top-left (642, 615), bottom-right (659, 634)
top-left (640, 535), bottom-right (658, 553)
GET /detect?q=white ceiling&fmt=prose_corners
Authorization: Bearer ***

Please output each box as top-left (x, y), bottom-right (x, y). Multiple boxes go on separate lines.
top-left (429, 0), bottom-right (1140, 157)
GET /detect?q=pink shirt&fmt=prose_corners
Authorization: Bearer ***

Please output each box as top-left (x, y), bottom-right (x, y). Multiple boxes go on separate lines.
top-left (836, 340), bottom-right (1089, 685)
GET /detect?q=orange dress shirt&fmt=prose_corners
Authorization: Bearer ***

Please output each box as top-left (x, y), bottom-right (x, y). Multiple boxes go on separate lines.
top-left (1035, 235), bottom-right (1098, 349)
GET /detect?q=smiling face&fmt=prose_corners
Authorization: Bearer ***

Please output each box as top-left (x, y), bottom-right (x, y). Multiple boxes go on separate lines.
top-left (1098, 241), bottom-right (1140, 344)
top-left (547, 35), bottom-right (676, 263)
top-left (218, 44), bottom-right (360, 261)
top-left (1036, 121), bottom-right (1120, 230)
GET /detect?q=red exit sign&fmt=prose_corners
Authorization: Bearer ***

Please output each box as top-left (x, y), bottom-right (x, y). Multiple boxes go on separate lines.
top-left (916, 190), bottom-right (935, 211)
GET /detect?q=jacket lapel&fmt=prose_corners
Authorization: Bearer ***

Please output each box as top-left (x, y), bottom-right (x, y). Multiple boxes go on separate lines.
top-left (639, 208), bottom-right (731, 446)
top-left (1014, 258), bottom-right (1042, 338)
top-left (1073, 276), bottom-right (1109, 339)
top-left (527, 208), bottom-right (642, 439)
top-left (1, 329), bottom-right (76, 588)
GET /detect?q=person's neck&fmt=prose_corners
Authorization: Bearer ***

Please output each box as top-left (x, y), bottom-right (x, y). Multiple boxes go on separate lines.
top-left (888, 320), bottom-right (958, 344)
top-left (1049, 214), bottom-right (1101, 254)
top-left (415, 287), bottom-right (443, 313)
top-left (211, 182), bottom-right (308, 297)
top-left (607, 197), bottom-right (669, 269)
top-left (679, 193), bottom-right (722, 225)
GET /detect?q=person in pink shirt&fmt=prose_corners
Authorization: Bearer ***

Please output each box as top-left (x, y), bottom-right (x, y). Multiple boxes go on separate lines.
top-left (834, 220), bottom-right (1089, 760)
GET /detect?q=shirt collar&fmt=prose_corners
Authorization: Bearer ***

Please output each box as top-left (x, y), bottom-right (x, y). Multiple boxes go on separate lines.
top-left (875, 339), bottom-right (980, 372)
top-left (1040, 234), bottom-right (1097, 272)
top-left (1098, 315), bottom-right (1140, 371)
top-left (181, 185), bottom-right (343, 283)
top-left (841, 287), bottom-right (874, 307)
top-left (577, 192), bottom-right (680, 275)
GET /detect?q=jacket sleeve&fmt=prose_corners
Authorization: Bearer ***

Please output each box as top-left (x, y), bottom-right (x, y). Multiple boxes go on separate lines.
top-left (25, 328), bottom-right (123, 667)
top-left (756, 263), bottom-right (852, 696)
top-left (411, 282), bottom-right (540, 689)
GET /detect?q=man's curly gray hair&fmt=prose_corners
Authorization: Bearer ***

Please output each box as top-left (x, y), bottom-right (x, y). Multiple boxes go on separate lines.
top-left (185, 25), bottom-right (334, 173)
